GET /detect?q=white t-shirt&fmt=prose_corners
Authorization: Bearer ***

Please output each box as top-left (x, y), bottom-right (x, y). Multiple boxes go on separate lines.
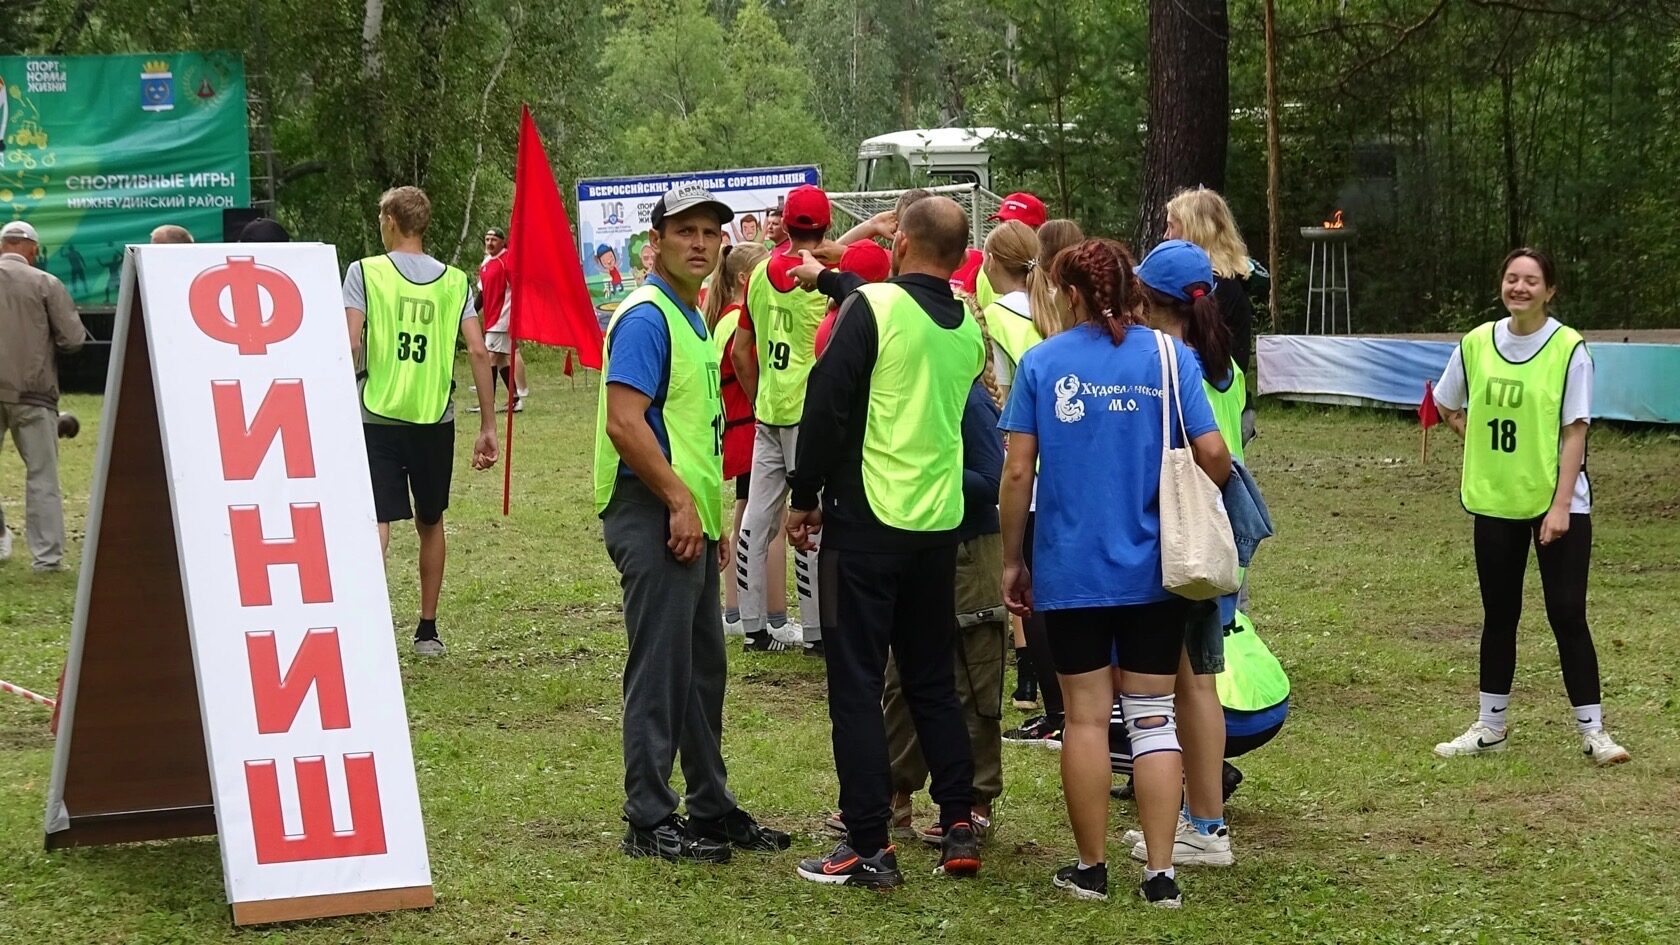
top-left (988, 290), bottom-right (1032, 390)
top-left (1434, 317), bottom-right (1593, 513)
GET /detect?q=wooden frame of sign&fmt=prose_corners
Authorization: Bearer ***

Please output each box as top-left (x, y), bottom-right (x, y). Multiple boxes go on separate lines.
top-left (45, 245), bottom-right (435, 926)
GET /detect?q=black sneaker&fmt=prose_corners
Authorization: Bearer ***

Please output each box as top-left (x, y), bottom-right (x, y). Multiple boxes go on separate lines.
top-left (1052, 862), bottom-right (1108, 901)
top-left (795, 842), bottom-right (903, 889)
top-left (803, 639), bottom-right (826, 659)
top-left (1221, 761), bottom-right (1244, 800)
top-left (1110, 778), bottom-right (1135, 801)
top-left (622, 815), bottom-right (731, 863)
top-left (688, 807), bottom-right (791, 852)
top-left (1002, 713), bottom-right (1064, 748)
top-left (1139, 872), bottom-right (1183, 909)
top-left (935, 822), bottom-right (981, 877)
top-left (743, 630), bottom-right (799, 652)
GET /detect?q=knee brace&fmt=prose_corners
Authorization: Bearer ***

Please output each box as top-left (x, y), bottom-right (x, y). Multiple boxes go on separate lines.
top-left (1121, 692), bottom-right (1180, 758)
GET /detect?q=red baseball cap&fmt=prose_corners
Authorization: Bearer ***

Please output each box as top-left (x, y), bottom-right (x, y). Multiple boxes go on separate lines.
top-left (989, 192), bottom-right (1047, 228)
top-left (840, 240), bottom-right (891, 283)
top-left (784, 184), bottom-right (832, 231)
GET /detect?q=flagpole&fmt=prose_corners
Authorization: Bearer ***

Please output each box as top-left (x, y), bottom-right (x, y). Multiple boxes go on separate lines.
top-left (502, 297), bottom-right (517, 518)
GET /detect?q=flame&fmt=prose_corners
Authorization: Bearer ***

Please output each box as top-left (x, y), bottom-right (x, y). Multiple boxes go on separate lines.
top-left (1323, 210), bottom-right (1345, 229)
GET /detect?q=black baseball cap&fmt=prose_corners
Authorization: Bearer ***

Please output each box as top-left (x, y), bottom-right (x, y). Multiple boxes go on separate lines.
top-left (651, 183), bottom-right (733, 229)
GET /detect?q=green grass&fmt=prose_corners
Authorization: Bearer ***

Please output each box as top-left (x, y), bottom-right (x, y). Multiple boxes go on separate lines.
top-left (3, 363), bottom-right (1679, 943)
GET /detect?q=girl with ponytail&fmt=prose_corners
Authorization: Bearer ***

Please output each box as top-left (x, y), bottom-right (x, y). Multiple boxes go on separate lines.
top-left (1027, 219), bottom-right (1085, 341)
top-left (1124, 238), bottom-right (1244, 881)
top-left (704, 242), bottom-right (781, 636)
top-left (998, 238), bottom-right (1231, 908)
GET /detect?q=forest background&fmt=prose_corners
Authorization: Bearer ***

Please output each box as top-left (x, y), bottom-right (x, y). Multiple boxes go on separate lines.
top-left (4, 0), bottom-right (1678, 331)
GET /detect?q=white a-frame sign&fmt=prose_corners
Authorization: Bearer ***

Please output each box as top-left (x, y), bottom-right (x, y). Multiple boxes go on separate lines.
top-left (45, 244), bottom-right (434, 925)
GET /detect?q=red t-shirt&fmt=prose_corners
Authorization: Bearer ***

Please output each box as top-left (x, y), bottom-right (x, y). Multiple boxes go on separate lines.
top-left (717, 303), bottom-right (756, 480)
top-left (478, 253), bottom-right (511, 331)
top-left (950, 247), bottom-right (984, 295)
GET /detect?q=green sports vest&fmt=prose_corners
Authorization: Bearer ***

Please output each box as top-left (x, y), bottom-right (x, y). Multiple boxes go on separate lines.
top-left (712, 307), bottom-right (741, 361)
top-left (983, 298), bottom-right (1041, 382)
top-left (1459, 321), bottom-right (1583, 520)
top-left (974, 267), bottom-right (997, 310)
top-left (1216, 612), bottom-right (1290, 712)
top-left (360, 255), bottom-right (468, 423)
top-left (856, 283), bottom-right (985, 532)
top-left (746, 257), bottom-right (828, 426)
top-left (1204, 358), bottom-right (1247, 464)
top-left (593, 285), bottom-right (724, 539)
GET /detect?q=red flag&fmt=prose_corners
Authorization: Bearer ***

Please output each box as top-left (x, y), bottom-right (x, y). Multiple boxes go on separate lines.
top-left (508, 104), bottom-right (601, 366)
top-left (562, 349), bottom-right (575, 377)
top-left (1419, 380), bottom-right (1441, 429)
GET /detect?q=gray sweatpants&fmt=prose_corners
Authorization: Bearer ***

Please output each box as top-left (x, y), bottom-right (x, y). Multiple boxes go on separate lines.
top-left (736, 422), bottom-right (822, 641)
top-left (0, 402), bottom-right (65, 570)
top-left (602, 477), bottom-right (737, 827)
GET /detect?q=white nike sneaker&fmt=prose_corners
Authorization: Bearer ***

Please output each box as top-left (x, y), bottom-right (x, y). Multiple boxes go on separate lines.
top-left (722, 613), bottom-right (745, 637)
top-left (1131, 824), bottom-right (1234, 867)
top-left (767, 620), bottom-right (805, 646)
top-left (1434, 721), bottom-right (1508, 758)
top-left (1582, 730), bottom-right (1630, 766)
top-left (1122, 814), bottom-right (1190, 849)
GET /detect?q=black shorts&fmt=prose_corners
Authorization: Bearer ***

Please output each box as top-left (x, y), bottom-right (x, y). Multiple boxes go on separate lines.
top-left (364, 421), bottom-right (454, 524)
top-left (735, 471), bottom-right (752, 502)
top-left (1043, 599), bottom-right (1190, 677)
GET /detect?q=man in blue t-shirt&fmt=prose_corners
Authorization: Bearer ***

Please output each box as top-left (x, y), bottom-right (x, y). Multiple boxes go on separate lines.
top-left (597, 184), bottom-right (790, 866)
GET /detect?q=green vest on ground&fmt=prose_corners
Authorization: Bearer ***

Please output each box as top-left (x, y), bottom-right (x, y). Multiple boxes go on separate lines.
top-left (1204, 358), bottom-right (1247, 464)
top-left (360, 255), bottom-right (469, 423)
top-left (746, 257), bottom-right (827, 426)
top-left (984, 298), bottom-right (1041, 382)
top-left (1216, 611), bottom-right (1290, 712)
top-left (1459, 320), bottom-right (1583, 520)
top-left (593, 285), bottom-right (725, 540)
top-left (856, 283), bottom-right (985, 532)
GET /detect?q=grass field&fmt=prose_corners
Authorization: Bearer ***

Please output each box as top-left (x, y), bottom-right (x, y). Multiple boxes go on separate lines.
top-left (3, 361), bottom-right (1679, 943)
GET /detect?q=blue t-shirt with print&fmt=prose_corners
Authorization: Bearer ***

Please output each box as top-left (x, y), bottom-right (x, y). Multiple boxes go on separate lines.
top-left (999, 324), bottom-right (1220, 610)
top-left (605, 275), bottom-right (709, 478)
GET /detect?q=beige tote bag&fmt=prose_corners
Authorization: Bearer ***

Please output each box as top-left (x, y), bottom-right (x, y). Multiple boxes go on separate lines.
top-left (1153, 330), bottom-right (1240, 600)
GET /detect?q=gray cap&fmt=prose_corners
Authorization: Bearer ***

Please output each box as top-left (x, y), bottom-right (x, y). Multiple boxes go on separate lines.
top-left (0, 220), bottom-right (39, 242)
top-left (651, 183), bottom-right (732, 229)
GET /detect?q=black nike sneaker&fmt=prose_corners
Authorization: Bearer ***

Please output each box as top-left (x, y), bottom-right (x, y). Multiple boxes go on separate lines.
top-left (1052, 862), bottom-right (1108, 901)
top-left (688, 807), bottom-right (791, 852)
top-left (795, 842), bottom-right (903, 889)
top-left (622, 815), bottom-right (731, 863)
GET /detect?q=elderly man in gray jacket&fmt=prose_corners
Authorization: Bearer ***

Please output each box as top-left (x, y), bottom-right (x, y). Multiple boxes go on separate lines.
top-left (0, 221), bottom-right (87, 570)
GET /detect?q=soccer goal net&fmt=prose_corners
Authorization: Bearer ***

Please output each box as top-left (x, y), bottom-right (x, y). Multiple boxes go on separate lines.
top-left (826, 183), bottom-right (1005, 247)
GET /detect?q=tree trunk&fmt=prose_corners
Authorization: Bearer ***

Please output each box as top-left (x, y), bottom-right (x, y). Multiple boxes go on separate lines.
top-left (1262, 0), bottom-right (1281, 332)
top-left (1500, 66), bottom-right (1521, 248)
top-left (1137, 0), bottom-right (1230, 250)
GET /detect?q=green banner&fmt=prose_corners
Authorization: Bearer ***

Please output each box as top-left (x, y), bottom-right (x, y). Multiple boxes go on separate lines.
top-left (0, 51), bottom-right (251, 307)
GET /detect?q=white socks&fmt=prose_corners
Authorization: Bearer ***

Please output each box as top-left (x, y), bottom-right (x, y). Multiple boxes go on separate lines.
top-left (1573, 703), bottom-right (1603, 735)
top-left (1478, 691), bottom-right (1510, 731)
top-left (1480, 694), bottom-right (1605, 735)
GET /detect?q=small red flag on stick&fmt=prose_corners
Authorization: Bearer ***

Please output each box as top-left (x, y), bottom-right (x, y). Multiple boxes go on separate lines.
top-left (1419, 379), bottom-right (1441, 463)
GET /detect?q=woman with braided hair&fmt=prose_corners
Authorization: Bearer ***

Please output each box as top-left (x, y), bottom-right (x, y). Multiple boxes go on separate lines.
top-left (999, 238), bottom-right (1232, 908)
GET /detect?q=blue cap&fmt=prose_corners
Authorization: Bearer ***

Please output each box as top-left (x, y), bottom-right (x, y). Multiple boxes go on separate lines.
top-left (1136, 239), bottom-right (1214, 302)
top-left (594, 243), bottom-right (613, 258)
